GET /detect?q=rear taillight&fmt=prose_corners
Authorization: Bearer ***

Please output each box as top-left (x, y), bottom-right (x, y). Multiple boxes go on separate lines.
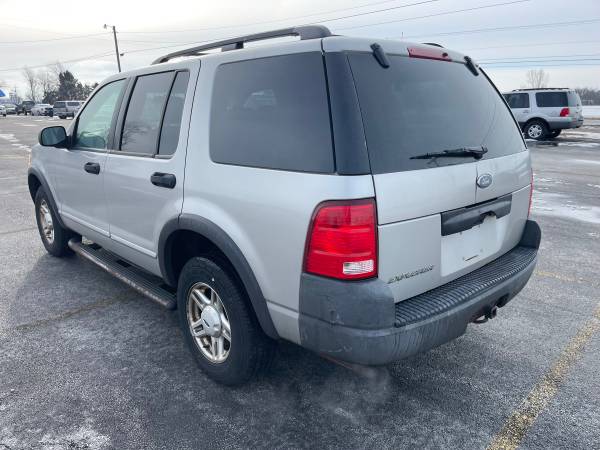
top-left (528, 170), bottom-right (534, 217)
top-left (560, 107), bottom-right (570, 117)
top-left (304, 199), bottom-right (377, 280)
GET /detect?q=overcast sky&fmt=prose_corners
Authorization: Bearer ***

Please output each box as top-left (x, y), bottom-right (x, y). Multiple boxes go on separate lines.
top-left (1, 0), bottom-right (599, 97)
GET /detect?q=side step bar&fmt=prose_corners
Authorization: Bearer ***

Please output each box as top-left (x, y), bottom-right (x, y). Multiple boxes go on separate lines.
top-left (68, 238), bottom-right (176, 309)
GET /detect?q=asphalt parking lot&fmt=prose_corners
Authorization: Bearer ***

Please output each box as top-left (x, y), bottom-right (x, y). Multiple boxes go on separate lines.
top-left (1, 114), bottom-right (599, 450)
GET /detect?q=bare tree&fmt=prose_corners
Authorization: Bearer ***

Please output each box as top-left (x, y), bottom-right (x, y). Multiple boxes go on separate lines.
top-left (525, 69), bottom-right (549, 89)
top-left (22, 66), bottom-right (39, 102)
top-left (37, 69), bottom-right (58, 103)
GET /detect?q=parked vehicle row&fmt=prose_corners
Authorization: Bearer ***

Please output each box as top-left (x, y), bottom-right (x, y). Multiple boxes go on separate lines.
top-left (503, 88), bottom-right (584, 140)
top-left (0, 100), bottom-right (84, 118)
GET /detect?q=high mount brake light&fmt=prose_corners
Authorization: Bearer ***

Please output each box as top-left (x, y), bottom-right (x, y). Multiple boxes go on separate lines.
top-left (304, 199), bottom-right (377, 280)
top-left (408, 46), bottom-right (452, 62)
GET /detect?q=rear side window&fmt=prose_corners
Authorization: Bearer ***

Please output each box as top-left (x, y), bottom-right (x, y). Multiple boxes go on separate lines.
top-left (210, 53), bottom-right (334, 173)
top-left (54, 102), bottom-right (65, 108)
top-left (158, 71), bottom-right (189, 156)
top-left (504, 93), bottom-right (530, 109)
top-left (348, 53), bottom-right (524, 174)
top-left (535, 92), bottom-right (568, 107)
top-left (67, 101), bottom-right (80, 107)
top-left (121, 72), bottom-right (173, 154)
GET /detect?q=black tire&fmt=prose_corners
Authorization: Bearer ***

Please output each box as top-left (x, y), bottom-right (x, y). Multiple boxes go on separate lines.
top-left (34, 187), bottom-right (74, 257)
top-left (177, 256), bottom-right (275, 385)
top-left (548, 130), bottom-right (562, 138)
top-left (524, 120), bottom-right (548, 140)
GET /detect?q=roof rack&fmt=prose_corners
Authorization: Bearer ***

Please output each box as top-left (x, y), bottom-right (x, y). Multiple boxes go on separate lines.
top-left (512, 88), bottom-right (570, 91)
top-left (152, 25), bottom-right (332, 65)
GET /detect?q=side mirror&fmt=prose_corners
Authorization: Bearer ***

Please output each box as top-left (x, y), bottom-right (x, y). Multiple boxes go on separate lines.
top-left (39, 126), bottom-right (68, 147)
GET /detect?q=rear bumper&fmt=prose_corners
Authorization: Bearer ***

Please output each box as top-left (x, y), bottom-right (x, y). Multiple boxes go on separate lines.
top-left (548, 118), bottom-right (584, 130)
top-left (298, 220), bottom-right (541, 365)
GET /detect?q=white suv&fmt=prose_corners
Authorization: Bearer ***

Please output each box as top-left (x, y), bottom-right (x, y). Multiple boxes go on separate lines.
top-left (503, 88), bottom-right (584, 140)
top-left (29, 26), bottom-right (540, 385)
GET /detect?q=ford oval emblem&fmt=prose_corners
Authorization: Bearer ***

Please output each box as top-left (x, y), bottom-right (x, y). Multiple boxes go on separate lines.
top-left (477, 173), bottom-right (493, 189)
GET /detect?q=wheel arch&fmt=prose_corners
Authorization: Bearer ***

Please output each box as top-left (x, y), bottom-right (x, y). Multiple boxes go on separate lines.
top-left (524, 117), bottom-right (549, 129)
top-left (27, 168), bottom-right (67, 229)
top-left (158, 214), bottom-right (279, 339)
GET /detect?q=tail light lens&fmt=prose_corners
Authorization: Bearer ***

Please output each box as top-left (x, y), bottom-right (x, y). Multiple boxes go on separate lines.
top-left (304, 199), bottom-right (377, 280)
top-left (560, 107), bottom-right (570, 117)
top-left (528, 170), bottom-right (534, 217)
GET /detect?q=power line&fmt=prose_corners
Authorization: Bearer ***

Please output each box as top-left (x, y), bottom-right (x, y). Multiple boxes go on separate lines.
top-left (0, 32), bottom-right (111, 44)
top-left (394, 18), bottom-right (600, 39)
top-left (335, 0), bottom-right (531, 30)
top-left (118, 0), bottom-right (444, 34)
top-left (0, 52), bottom-right (115, 73)
top-left (465, 39), bottom-right (600, 51)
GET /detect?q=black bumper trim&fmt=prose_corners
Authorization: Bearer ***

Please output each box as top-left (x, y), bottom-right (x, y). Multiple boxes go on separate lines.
top-left (298, 220), bottom-right (540, 365)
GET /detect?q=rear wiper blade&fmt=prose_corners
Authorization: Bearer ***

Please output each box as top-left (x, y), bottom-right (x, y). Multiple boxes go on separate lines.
top-left (410, 146), bottom-right (488, 160)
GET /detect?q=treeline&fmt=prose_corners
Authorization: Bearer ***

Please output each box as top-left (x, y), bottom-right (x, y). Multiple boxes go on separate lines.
top-left (575, 88), bottom-right (600, 105)
top-left (22, 64), bottom-right (98, 104)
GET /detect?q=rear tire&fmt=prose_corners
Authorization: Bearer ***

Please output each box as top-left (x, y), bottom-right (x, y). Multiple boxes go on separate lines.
top-left (548, 130), bottom-right (562, 138)
top-left (177, 256), bottom-right (275, 385)
top-left (34, 188), bottom-right (74, 257)
top-left (524, 120), bottom-right (548, 140)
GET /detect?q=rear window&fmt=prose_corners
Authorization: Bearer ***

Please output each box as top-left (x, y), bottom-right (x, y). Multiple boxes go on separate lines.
top-left (535, 92), bottom-right (568, 107)
top-left (348, 53), bottom-right (524, 174)
top-left (210, 53), bottom-right (334, 173)
top-left (54, 102), bottom-right (65, 108)
top-left (67, 101), bottom-right (80, 107)
top-left (504, 93), bottom-right (530, 109)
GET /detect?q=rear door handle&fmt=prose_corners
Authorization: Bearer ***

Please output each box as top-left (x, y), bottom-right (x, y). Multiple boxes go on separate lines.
top-left (84, 162), bottom-right (100, 175)
top-left (151, 172), bottom-right (176, 189)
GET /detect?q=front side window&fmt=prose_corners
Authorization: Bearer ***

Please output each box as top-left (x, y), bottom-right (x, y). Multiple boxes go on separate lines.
top-left (74, 79), bottom-right (125, 149)
top-left (535, 92), bottom-right (568, 107)
top-left (210, 53), bottom-right (334, 173)
top-left (121, 72), bottom-right (173, 154)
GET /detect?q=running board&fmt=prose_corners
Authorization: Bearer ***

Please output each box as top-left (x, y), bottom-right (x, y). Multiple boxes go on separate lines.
top-left (68, 238), bottom-right (176, 309)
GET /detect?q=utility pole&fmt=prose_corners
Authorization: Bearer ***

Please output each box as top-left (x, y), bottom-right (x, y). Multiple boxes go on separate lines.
top-left (104, 24), bottom-right (122, 73)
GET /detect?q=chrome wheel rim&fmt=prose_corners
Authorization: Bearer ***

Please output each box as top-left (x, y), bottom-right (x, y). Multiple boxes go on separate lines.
top-left (528, 124), bottom-right (543, 139)
top-left (187, 282), bottom-right (231, 363)
top-left (39, 199), bottom-right (54, 244)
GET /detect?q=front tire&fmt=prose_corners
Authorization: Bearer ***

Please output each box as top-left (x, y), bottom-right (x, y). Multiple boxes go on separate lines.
top-left (177, 257), bottom-right (274, 385)
top-left (34, 188), bottom-right (74, 257)
top-left (524, 120), bottom-right (548, 140)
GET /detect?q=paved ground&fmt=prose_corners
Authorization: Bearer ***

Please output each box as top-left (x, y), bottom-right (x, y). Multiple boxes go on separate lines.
top-left (0, 114), bottom-right (599, 450)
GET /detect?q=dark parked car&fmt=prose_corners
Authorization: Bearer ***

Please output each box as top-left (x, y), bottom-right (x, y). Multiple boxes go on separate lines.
top-left (16, 101), bottom-right (35, 115)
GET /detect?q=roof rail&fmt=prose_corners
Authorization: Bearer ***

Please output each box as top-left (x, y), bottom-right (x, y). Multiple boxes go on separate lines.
top-left (512, 87), bottom-right (570, 91)
top-left (422, 42), bottom-right (444, 48)
top-left (152, 25), bottom-right (332, 65)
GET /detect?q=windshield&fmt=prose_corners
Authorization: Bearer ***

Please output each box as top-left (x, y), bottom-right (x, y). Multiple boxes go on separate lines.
top-left (348, 53), bottom-right (525, 174)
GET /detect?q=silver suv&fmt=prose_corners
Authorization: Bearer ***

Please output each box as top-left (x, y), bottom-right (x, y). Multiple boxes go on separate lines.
top-left (503, 88), bottom-right (584, 140)
top-left (28, 26), bottom-right (540, 385)
top-left (53, 100), bottom-right (84, 119)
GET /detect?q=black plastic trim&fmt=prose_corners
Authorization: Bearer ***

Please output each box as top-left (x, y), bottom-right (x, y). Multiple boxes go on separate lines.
top-left (323, 52), bottom-right (371, 175)
top-left (27, 167), bottom-right (67, 229)
top-left (158, 214), bottom-right (279, 339)
top-left (298, 220), bottom-right (540, 365)
top-left (441, 194), bottom-right (512, 236)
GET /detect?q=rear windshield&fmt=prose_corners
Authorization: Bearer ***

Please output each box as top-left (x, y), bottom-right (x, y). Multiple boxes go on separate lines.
top-left (348, 53), bottom-right (525, 174)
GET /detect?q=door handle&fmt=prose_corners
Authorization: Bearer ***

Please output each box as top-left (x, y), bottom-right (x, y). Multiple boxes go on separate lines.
top-left (150, 172), bottom-right (176, 189)
top-left (84, 162), bottom-right (101, 175)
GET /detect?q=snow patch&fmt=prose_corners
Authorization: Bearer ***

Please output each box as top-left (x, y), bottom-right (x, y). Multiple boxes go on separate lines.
top-left (533, 192), bottom-right (600, 225)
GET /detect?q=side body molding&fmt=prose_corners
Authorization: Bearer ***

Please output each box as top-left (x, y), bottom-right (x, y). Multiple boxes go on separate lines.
top-left (158, 214), bottom-right (279, 339)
